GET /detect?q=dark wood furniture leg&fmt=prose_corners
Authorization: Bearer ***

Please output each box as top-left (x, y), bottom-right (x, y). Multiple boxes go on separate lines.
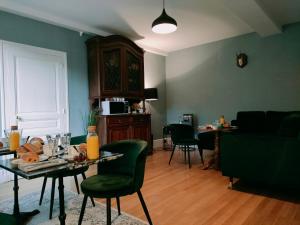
top-left (116, 197), bottom-right (121, 215)
top-left (168, 144), bottom-right (176, 165)
top-left (13, 174), bottom-right (40, 224)
top-left (228, 177), bottom-right (233, 189)
top-left (74, 175), bottom-right (80, 194)
top-left (137, 190), bottom-right (153, 225)
top-left (39, 176), bottom-right (48, 205)
top-left (81, 173), bottom-right (95, 207)
top-left (214, 131), bottom-right (221, 170)
top-left (107, 198), bottom-right (111, 225)
top-left (187, 145), bottom-right (191, 168)
top-left (49, 178), bottom-right (56, 219)
top-left (78, 195), bottom-right (88, 225)
top-left (58, 176), bottom-right (66, 225)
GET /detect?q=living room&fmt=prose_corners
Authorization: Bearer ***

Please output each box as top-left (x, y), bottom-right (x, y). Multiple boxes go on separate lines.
top-left (0, 0), bottom-right (300, 225)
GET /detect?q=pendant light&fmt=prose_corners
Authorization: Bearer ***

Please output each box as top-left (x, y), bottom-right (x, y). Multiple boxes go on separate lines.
top-left (152, 0), bottom-right (177, 34)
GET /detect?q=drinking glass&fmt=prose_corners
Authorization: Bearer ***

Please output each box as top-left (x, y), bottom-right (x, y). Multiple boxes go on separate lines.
top-left (46, 134), bottom-right (60, 158)
top-left (61, 133), bottom-right (71, 155)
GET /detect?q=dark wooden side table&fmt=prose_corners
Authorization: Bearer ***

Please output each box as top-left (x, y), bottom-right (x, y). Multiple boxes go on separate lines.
top-left (198, 126), bottom-right (237, 170)
top-left (0, 151), bottom-right (123, 225)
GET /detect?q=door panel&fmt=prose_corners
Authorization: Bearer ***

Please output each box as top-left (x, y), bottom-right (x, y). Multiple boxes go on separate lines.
top-left (2, 41), bottom-right (68, 137)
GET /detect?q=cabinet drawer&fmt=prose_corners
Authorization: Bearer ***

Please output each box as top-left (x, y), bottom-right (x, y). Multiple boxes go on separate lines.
top-left (132, 116), bottom-right (149, 124)
top-left (107, 117), bottom-right (130, 126)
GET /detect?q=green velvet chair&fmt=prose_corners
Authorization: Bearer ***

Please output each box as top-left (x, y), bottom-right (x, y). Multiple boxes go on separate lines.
top-left (0, 213), bottom-right (18, 225)
top-left (78, 140), bottom-right (153, 225)
top-left (39, 135), bottom-right (95, 219)
top-left (168, 124), bottom-right (204, 168)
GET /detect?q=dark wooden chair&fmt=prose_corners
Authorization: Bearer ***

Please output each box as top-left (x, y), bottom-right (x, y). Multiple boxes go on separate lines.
top-left (168, 123), bottom-right (204, 168)
top-left (78, 140), bottom-right (153, 225)
top-left (39, 135), bottom-right (95, 219)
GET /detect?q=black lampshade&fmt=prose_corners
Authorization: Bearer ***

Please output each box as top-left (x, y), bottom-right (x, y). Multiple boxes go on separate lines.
top-left (144, 88), bottom-right (158, 101)
top-left (152, 0), bottom-right (177, 34)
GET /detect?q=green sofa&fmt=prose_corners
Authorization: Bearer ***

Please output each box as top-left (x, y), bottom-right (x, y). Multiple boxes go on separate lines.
top-left (221, 111), bottom-right (300, 188)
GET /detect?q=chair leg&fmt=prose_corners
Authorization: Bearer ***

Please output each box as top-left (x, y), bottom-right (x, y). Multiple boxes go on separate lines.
top-left (187, 146), bottom-right (191, 168)
top-left (49, 178), bottom-right (56, 220)
top-left (74, 175), bottom-right (80, 194)
top-left (78, 195), bottom-right (88, 225)
top-left (106, 198), bottom-right (111, 225)
top-left (184, 145), bottom-right (187, 163)
top-left (137, 190), bottom-right (153, 225)
top-left (39, 176), bottom-right (47, 205)
top-left (116, 197), bottom-right (121, 215)
top-left (168, 144), bottom-right (176, 165)
top-left (197, 145), bottom-right (204, 164)
top-left (82, 173), bottom-right (95, 207)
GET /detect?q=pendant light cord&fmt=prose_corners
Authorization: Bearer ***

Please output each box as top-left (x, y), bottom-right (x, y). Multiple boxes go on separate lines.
top-left (163, 0), bottom-right (165, 9)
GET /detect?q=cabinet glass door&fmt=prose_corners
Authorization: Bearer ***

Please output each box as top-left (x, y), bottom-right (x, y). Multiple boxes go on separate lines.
top-left (102, 49), bottom-right (122, 95)
top-left (126, 50), bottom-right (143, 96)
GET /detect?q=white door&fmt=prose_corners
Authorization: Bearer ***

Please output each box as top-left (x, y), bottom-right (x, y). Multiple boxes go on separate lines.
top-left (1, 41), bottom-right (69, 137)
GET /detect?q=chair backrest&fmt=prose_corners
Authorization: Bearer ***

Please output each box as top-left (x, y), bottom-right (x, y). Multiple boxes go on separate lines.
top-left (70, 135), bottom-right (86, 145)
top-left (169, 124), bottom-right (194, 144)
top-left (98, 139), bottom-right (148, 192)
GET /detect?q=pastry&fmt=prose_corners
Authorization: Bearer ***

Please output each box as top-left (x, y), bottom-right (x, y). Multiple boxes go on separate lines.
top-left (23, 143), bottom-right (43, 155)
top-left (21, 152), bottom-right (39, 163)
top-left (79, 143), bottom-right (87, 152)
top-left (0, 141), bottom-right (3, 149)
top-left (29, 137), bottom-right (44, 149)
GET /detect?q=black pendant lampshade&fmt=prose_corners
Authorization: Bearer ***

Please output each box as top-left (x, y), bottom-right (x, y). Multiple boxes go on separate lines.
top-left (152, 0), bottom-right (177, 34)
top-left (144, 88), bottom-right (158, 101)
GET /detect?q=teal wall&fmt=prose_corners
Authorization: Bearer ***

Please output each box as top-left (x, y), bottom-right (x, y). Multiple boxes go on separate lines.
top-left (166, 23), bottom-right (300, 126)
top-left (0, 11), bottom-right (91, 136)
top-left (144, 52), bottom-right (166, 139)
top-left (0, 11), bottom-right (166, 139)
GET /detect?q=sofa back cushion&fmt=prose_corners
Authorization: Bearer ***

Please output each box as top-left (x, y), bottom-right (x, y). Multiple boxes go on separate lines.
top-left (278, 113), bottom-right (300, 137)
top-left (236, 111), bottom-right (265, 132)
top-left (265, 111), bottom-right (290, 133)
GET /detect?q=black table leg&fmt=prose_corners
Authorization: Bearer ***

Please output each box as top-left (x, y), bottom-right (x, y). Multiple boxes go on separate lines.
top-left (13, 174), bottom-right (40, 224)
top-left (58, 176), bottom-right (66, 225)
top-left (13, 173), bottom-right (19, 216)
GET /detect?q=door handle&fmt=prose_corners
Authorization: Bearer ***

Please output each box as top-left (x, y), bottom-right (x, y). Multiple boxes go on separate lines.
top-left (16, 115), bottom-right (22, 121)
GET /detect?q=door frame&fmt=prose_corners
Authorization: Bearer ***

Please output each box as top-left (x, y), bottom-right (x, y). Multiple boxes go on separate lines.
top-left (0, 41), bottom-right (4, 137)
top-left (0, 40), bottom-right (69, 137)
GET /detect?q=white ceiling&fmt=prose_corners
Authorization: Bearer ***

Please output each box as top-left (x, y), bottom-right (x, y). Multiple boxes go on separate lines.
top-left (0, 0), bottom-right (299, 55)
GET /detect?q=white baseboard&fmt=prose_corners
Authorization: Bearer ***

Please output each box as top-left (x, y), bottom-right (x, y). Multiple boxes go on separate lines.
top-left (153, 138), bottom-right (163, 148)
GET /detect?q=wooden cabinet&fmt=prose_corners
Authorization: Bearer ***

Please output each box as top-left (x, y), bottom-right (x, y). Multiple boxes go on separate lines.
top-left (86, 35), bottom-right (144, 99)
top-left (97, 114), bottom-right (152, 153)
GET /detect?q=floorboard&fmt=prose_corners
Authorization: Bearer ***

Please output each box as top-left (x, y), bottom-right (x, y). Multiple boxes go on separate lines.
top-left (1, 148), bottom-right (300, 225)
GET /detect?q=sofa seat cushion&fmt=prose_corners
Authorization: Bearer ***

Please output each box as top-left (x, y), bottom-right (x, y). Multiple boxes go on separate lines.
top-left (236, 111), bottom-right (265, 132)
top-left (278, 113), bottom-right (300, 137)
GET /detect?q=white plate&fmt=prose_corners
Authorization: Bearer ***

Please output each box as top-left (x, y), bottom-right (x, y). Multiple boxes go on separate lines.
top-left (39, 154), bottom-right (49, 161)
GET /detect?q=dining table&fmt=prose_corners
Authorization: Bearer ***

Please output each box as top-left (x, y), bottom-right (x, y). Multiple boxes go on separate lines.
top-left (198, 126), bottom-right (237, 170)
top-left (0, 148), bottom-right (123, 225)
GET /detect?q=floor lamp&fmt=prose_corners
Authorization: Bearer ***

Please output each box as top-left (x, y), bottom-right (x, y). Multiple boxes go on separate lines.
top-left (144, 88), bottom-right (158, 151)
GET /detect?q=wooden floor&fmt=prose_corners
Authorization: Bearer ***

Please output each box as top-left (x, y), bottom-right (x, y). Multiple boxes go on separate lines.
top-left (1, 148), bottom-right (300, 225)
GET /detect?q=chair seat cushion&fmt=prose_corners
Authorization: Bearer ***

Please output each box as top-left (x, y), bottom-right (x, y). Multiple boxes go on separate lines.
top-left (0, 213), bottom-right (17, 225)
top-left (81, 174), bottom-right (134, 198)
